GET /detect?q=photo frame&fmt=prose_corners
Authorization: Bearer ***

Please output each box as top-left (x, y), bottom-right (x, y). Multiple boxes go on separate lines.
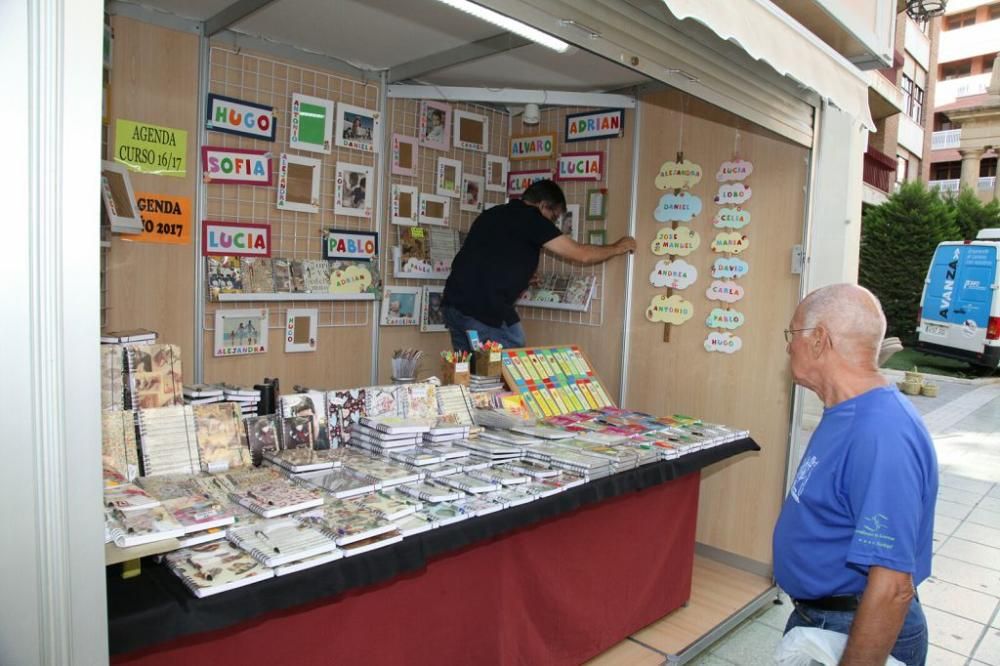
top-left (460, 173), bottom-right (484, 213)
top-left (586, 188), bottom-right (607, 221)
top-left (587, 229), bottom-right (607, 246)
top-left (420, 286), bottom-right (446, 333)
top-left (277, 153), bottom-right (321, 213)
top-left (391, 184), bottom-right (419, 226)
top-left (289, 93), bottom-right (334, 154)
top-left (391, 134), bottom-right (418, 176)
top-left (559, 204), bottom-right (580, 242)
top-left (452, 110), bottom-right (488, 152)
top-left (419, 193), bottom-right (450, 226)
top-left (336, 103), bottom-right (381, 153)
top-left (436, 157), bottom-right (462, 199)
top-left (100, 160), bottom-right (142, 234)
top-left (485, 155), bottom-right (508, 193)
top-left (380, 286), bottom-right (421, 326)
top-left (334, 162), bottom-right (374, 218)
top-left (285, 308), bottom-right (318, 353)
top-left (419, 100), bottom-right (451, 151)
top-left (214, 308), bottom-right (268, 357)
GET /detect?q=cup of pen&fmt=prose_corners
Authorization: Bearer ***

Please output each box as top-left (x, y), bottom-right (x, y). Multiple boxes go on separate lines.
top-left (441, 351), bottom-right (470, 386)
top-left (473, 347), bottom-right (502, 377)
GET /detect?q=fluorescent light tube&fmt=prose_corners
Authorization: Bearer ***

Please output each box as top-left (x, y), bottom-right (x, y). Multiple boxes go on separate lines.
top-left (433, 0), bottom-right (569, 53)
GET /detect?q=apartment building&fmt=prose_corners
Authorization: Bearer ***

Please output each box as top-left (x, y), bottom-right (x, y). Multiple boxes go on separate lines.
top-left (929, 0), bottom-right (1000, 201)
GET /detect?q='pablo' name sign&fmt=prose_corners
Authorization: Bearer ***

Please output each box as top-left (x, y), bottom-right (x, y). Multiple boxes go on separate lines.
top-left (202, 146), bottom-right (272, 186)
top-left (555, 151), bottom-right (603, 182)
top-left (323, 229), bottom-right (378, 261)
top-left (206, 93), bottom-right (276, 141)
top-left (202, 221), bottom-right (271, 257)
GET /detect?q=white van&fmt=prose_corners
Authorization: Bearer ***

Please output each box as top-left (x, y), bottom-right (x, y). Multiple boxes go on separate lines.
top-left (916, 228), bottom-right (1000, 370)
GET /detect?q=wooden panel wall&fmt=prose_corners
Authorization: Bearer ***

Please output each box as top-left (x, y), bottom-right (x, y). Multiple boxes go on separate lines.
top-left (105, 16), bottom-right (198, 358)
top-left (627, 91), bottom-right (808, 567)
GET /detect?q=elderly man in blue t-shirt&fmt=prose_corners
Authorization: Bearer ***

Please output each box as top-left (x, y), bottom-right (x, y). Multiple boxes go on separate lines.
top-left (773, 284), bottom-right (938, 666)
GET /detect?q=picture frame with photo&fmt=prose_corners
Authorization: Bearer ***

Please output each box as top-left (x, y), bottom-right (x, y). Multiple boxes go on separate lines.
top-left (336, 103), bottom-right (381, 153)
top-left (418, 193), bottom-right (450, 226)
top-left (285, 308), bottom-right (318, 353)
top-left (420, 286), bottom-right (446, 333)
top-left (452, 110), bottom-right (488, 152)
top-left (436, 157), bottom-right (462, 199)
top-left (485, 155), bottom-right (508, 193)
top-left (100, 160), bottom-right (142, 234)
top-left (586, 188), bottom-right (607, 221)
top-left (289, 93), bottom-right (334, 154)
top-left (460, 174), bottom-right (484, 213)
top-left (334, 162), bottom-right (374, 218)
top-left (419, 100), bottom-right (451, 151)
top-left (214, 308), bottom-right (268, 357)
top-left (559, 204), bottom-right (580, 242)
top-left (380, 287), bottom-right (421, 326)
top-left (587, 229), bottom-right (607, 246)
top-left (391, 134), bottom-right (418, 176)
top-left (391, 184), bottom-right (419, 226)
top-left (277, 153), bottom-right (321, 213)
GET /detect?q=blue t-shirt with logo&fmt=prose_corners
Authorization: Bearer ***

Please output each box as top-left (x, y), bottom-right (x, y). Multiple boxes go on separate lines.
top-left (773, 386), bottom-right (938, 600)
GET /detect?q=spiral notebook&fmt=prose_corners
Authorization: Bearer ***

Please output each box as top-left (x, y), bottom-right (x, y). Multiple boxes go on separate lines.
top-left (137, 405), bottom-right (201, 477)
top-left (107, 505), bottom-right (185, 547)
top-left (193, 402), bottom-right (251, 473)
top-left (127, 344), bottom-right (184, 409)
top-left (165, 541), bottom-right (274, 598)
top-left (228, 517), bottom-right (338, 568)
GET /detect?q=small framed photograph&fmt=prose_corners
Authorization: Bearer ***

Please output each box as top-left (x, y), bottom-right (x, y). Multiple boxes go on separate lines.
top-left (277, 153), bottom-right (321, 213)
top-left (285, 308), bottom-right (318, 353)
top-left (336, 103), bottom-right (380, 153)
top-left (587, 229), bottom-right (607, 246)
top-left (420, 286), bottom-right (446, 333)
top-left (214, 308), bottom-right (268, 356)
top-left (391, 134), bottom-right (418, 176)
top-left (100, 160), bottom-right (142, 233)
top-left (391, 184), bottom-right (419, 226)
top-left (290, 93), bottom-right (334, 154)
top-left (436, 157), bottom-right (462, 198)
top-left (485, 155), bottom-right (508, 193)
top-left (335, 162), bottom-right (374, 218)
top-left (419, 100), bottom-right (451, 151)
top-left (380, 286), bottom-right (421, 326)
top-left (560, 204), bottom-right (580, 242)
top-left (586, 188), bottom-right (607, 221)
top-left (452, 110), bottom-right (488, 152)
top-left (419, 193), bottom-right (450, 226)
top-left (460, 174), bottom-right (484, 213)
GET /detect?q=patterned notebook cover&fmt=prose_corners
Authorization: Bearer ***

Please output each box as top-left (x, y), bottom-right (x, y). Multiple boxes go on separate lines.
top-left (298, 500), bottom-right (397, 545)
top-left (303, 259), bottom-right (332, 293)
top-left (165, 541), bottom-right (274, 597)
top-left (101, 345), bottom-right (126, 411)
top-left (245, 415), bottom-right (280, 466)
top-left (128, 344), bottom-right (184, 409)
top-left (206, 256), bottom-right (244, 301)
top-left (364, 385), bottom-right (401, 418)
top-left (289, 260), bottom-right (306, 293)
top-left (280, 392), bottom-right (329, 449)
top-left (193, 402), bottom-right (250, 472)
top-left (400, 382), bottom-right (437, 419)
top-left (241, 258), bottom-right (275, 294)
top-left (162, 495), bottom-right (236, 532)
top-left (102, 410), bottom-right (139, 480)
top-left (108, 505), bottom-right (185, 547)
top-left (327, 388), bottom-right (366, 447)
top-left (104, 483), bottom-right (160, 512)
top-left (271, 258), bottom-right (292, 292)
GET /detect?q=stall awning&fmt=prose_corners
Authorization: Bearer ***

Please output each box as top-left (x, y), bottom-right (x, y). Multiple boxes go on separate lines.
top-left (663, 0), bottom-right (875, 131)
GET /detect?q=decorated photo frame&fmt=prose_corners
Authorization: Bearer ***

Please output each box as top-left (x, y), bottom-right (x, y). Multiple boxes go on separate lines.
top-left (391, 134), bottom-right (418, 176)
top-left (100, 160), bottom-right (142, 233)
top-left (391, 184), bottom-right (419, 226)
top-left (214, 308), bottom-right (268, 356)
top-left (460, 173), bottom-right (485, 213)
top-left (420, 286), bottom-right (446, 333)
top-left (485, 154), bottom-right (508, 193)
top-left (380, 286), bottom-right (421, 326)
top-left (419, 100), bottom-right (451, 151)
top-left (284, 308), bottom-right (318, 353)
top-left (452, 110), bottom-right (488, 152)
top-left (436, 157), bottom-right (462, 198)
top-left (289, 93), bottom-right (334, 154)
top-left (336, 103), bottom-right (381, 153)
top-left (586, 188), bottom-right (607, 220)
top-left (277, 153), bottom-right (321, 213)
top-left (559, 204), bottom-right (581, 242)
top-left (419, 193), bottom-right (450, 226)
top-left (334, 162), bottom-right (374, 218)
top-left (201, 146), bottom-right (272, 186)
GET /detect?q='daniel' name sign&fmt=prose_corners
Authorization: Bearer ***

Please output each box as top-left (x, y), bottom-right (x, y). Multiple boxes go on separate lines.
top-left (201, 146), bottom-right (272, 186)
top-left (555, 152), bottom-right (603, 181)
top-left (202, 220), bottom-right (271, 257)
top-left (206, 93), bottom-right (276, 141)
top-left (565, 109), bottom-right (624, 142)
top-left (323, 229), bottom-right (378, 261)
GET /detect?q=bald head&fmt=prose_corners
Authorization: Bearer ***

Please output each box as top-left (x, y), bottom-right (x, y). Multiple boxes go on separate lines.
top-left (797, 284), bottom-right (886, 368)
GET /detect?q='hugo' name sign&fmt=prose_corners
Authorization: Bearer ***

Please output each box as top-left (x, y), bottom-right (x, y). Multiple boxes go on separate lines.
top-left (206, 93), bottom-right (276, 141)
top-left (202, 221), bottom-right (271, 257)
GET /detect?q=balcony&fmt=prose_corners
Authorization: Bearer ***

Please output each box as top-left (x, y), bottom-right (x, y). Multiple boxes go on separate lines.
top-left (932, 129), bottom-right (962, 150)
top-left (936, 74), bottom-right (992, 108)
top-left (939, 19), bottom-right (1000, 63)
top-left (981, 177), bottom-right (997, 192)
top-left (863, 146), bottom-right (897, 193)
top-left (929, 179), bottom-right (961, 192)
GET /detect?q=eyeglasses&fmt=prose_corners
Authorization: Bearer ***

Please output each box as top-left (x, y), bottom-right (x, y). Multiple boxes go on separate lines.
top-left (783, 327), bottom-right (817, 343)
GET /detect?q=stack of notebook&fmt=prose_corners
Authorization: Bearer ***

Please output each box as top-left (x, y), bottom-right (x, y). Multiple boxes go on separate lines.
top-left (165, 541), bottom-right (274, 597)
top-left (228, 517), bottom-right (339, 568)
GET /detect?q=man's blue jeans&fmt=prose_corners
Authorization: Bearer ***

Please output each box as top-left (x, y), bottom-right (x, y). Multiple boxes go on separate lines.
top-left (442, 306), bottom-right (525, 353)
top-left (784, 597), bottom-right (928, 666)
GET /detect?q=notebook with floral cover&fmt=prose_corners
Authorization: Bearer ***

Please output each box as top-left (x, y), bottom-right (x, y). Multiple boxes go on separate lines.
top-left (193, 402), bottom-right (250, 473)
top-left (107, 505), bottom-right (184, 547)
top-left (165, 541), bottom-right (274, 598)
top-left (297, 500), bottom-right (398, 545)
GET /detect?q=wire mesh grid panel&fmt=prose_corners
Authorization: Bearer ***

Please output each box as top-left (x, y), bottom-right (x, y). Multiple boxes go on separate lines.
top-left (511, 106), bottom-right (608, 327)
top-left (204, 46), bottom-right (381, 334)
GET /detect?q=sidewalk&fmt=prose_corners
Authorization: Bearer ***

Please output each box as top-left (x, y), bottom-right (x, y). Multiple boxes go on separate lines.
top-left (689, 376), bottom-right (1000, 665)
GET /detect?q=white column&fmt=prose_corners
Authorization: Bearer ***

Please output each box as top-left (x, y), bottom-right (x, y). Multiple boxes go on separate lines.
top-left (0, 0), bottom-right (107, 664)
top-left (959, 148), bottom-right (983, 193)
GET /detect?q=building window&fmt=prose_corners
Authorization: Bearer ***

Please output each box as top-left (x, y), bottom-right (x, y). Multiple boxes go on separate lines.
top-left (984, 54), bottom-right (997, 73)
top-left (990, 4), bottom-right (1000, 20)
top-left (945, 10), bottom-right (977, 29)
top-left (897, 156), bottom-right (909, 184)
top-left (901, 74), bottom-right (925, 124)
top-left (982, 158), bottom-right (998, 178)
top-left (940, 59), bottom-right (973, 80)
top-left (932, 161), bottom-right (962, 180)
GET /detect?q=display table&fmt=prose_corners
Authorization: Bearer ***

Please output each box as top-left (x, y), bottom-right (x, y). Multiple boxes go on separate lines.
top-left (110, 439), bottom-right (758, 665)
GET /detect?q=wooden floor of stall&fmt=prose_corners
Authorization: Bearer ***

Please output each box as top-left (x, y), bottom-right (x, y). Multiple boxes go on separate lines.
top-left (587, 555), bottom-right (774, 665)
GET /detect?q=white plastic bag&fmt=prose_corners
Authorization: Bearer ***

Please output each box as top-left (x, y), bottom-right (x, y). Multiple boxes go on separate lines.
top-left (774, 627), bottom-right (905, 666)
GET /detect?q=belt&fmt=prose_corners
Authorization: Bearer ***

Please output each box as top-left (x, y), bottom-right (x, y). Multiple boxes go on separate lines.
top-left (793, 595), bottom-right (860, 612)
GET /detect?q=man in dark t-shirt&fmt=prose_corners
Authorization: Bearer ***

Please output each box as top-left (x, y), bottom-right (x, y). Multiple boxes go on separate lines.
top-left (442, 180), bottom-right (636, 352)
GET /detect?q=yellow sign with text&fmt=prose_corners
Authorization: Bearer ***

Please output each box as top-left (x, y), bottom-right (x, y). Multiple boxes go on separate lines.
top-left (124, 193), bottom-right (192, 245)
top-left (115, 119), bottom-right (187, 177)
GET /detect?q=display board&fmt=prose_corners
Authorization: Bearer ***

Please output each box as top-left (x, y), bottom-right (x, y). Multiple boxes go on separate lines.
top-left (500, 345), bottom-right (615, 419)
